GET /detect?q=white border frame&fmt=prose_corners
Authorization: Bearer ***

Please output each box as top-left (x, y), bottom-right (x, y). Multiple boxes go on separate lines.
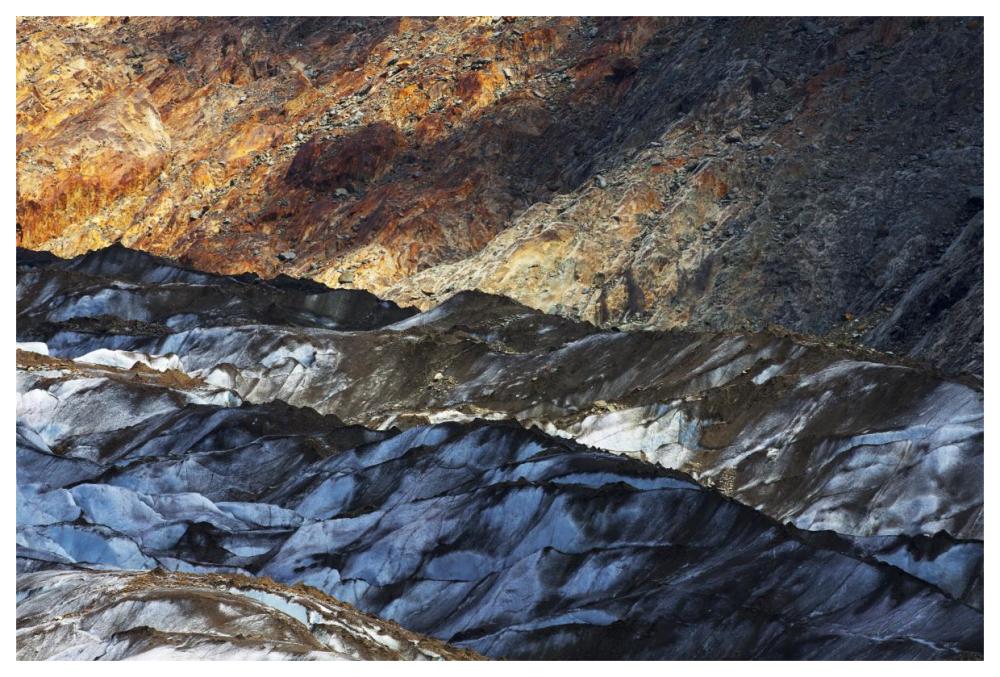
top-left (6, 3), bottom-right (994, 672)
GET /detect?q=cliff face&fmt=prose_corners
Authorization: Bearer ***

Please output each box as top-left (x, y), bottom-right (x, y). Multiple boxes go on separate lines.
top-left (16, 16), bottom-right (983, 374)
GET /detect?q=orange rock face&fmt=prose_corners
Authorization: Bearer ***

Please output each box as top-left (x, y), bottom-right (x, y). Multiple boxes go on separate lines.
top-left (16, 16), bottom-right (984, 374)
top-left (17, 16), bottom-right (642, 278)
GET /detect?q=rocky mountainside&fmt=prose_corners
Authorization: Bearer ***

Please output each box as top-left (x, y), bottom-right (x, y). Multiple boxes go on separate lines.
top-left (16, 16), bottom-right (984, 374)
top-left (16, 247), bottom-right (983, 659)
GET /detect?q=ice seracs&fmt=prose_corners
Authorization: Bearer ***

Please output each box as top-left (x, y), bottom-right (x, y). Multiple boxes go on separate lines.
top-left (15, 386), bottom-right (984, 658)
top-left (15, 245), bottom-right (985, 660)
